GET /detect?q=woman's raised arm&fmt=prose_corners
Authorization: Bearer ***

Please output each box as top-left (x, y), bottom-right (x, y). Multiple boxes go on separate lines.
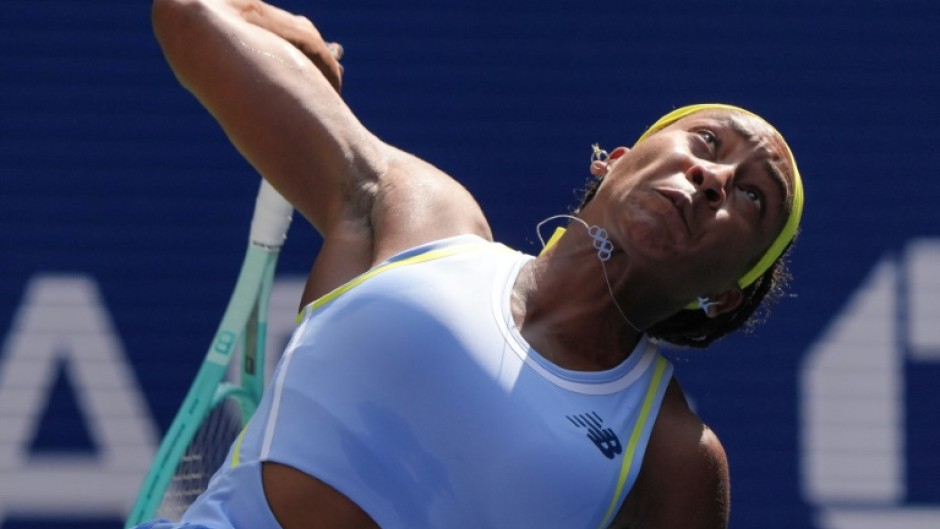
top-left (152, 0), bottom-right (491, 295)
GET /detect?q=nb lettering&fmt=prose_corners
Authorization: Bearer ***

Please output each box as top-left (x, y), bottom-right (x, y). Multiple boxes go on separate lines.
top-left (567, 412), bottom-right (622, 459)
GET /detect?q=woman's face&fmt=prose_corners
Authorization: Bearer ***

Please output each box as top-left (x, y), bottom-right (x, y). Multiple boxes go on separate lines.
top-left (589, 109), bottom-right (795, 305)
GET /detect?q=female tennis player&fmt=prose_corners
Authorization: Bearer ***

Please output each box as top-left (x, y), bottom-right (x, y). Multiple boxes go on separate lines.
top-left (144, 0), bottom-right (803, 528)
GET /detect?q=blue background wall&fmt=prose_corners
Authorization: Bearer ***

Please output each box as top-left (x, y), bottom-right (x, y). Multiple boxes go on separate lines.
top-left (2, 1), bottom-right (939, 528)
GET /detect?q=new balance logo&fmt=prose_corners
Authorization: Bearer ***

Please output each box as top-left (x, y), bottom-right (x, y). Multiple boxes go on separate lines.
top-left (567, 412), bottom-right (622, 459)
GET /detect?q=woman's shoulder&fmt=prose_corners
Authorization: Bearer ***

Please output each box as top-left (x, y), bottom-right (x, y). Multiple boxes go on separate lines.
top-left (615, 379), bottom-right (731, 529)
top-left (368, 146), bottom-right (493, 263)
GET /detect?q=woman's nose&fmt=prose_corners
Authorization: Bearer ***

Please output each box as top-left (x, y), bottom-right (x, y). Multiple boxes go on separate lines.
top-left (688, 162), bottom-right (732, 207)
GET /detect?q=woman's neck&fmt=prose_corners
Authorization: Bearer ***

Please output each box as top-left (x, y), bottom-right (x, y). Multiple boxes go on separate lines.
top-left (511, 235), bottom-right (649, 371)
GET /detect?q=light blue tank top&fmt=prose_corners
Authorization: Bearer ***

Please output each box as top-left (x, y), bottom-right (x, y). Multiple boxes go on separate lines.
top-left (179, 235), bottom-right (673, 529)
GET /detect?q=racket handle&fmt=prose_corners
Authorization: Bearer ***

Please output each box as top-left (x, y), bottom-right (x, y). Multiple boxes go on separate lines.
top-left (250, 179), bottom-right (293, 249)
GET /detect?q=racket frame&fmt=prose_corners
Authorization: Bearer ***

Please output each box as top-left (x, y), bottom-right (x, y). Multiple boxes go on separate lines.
top-left (125, 181), bottom-right (292, 527)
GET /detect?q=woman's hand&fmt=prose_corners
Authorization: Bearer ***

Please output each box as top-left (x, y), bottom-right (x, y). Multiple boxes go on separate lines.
top-left (239, 0), bottom-right (344, 91)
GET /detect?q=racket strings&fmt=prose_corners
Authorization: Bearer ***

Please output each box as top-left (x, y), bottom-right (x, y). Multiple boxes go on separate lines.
top-left (156, 396), bottom-right (245, 520)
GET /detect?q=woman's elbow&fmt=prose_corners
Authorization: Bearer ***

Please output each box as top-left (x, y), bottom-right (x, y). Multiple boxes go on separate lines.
top-left (151, 0), bottom-right (211, 48)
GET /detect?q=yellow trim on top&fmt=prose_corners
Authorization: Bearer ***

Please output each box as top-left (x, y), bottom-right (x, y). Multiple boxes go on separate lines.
top-left (296, 242), bottom-right (486, 323)
top-left (230, 426), bottom-right (248, 467)
top-left (541, 226), bottom-right (566, 255)
top-left (595, 356), bottom-right (669, 529)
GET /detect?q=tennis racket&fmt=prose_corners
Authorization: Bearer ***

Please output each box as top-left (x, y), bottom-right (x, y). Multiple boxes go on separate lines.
top-left (125, 179), bottom-right (293, 527)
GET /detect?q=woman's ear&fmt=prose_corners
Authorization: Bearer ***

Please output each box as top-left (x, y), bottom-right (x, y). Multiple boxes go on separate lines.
top-left (590, 146), bottom-right (630, 176)
top-left (701, 288), bottom-right (744, 318)
top-left (609, 146), bottom-right (629, 160)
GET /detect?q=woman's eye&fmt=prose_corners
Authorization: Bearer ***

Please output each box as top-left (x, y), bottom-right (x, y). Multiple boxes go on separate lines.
top-left (744, 188), bottom-right (763, 210)
top-left (699, 130), bottom-right (717, 145)
top-left (695, 130), bottom-right (719, 157)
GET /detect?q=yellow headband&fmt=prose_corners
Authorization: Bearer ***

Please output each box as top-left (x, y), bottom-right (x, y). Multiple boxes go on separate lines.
top-left (636, 103), bottom-right (804, 289)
